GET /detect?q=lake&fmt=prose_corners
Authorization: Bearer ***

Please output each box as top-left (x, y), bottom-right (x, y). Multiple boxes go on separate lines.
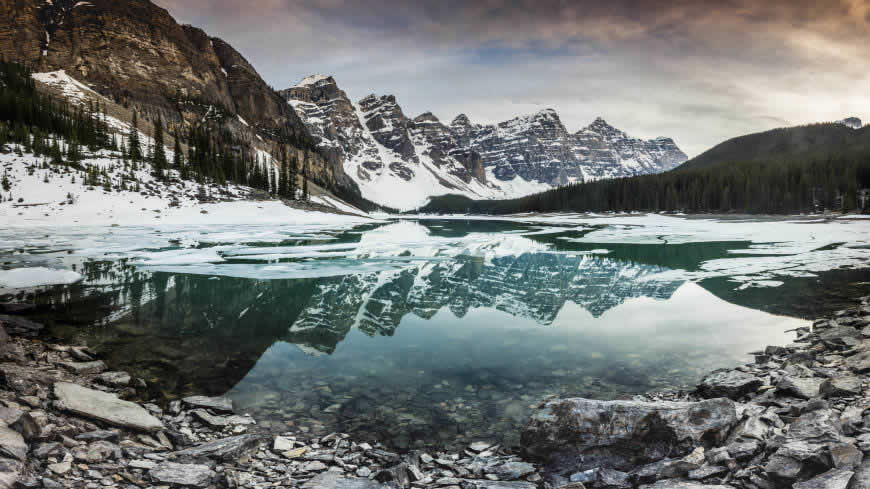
top-left (2, 214), bottom-right (869, 450)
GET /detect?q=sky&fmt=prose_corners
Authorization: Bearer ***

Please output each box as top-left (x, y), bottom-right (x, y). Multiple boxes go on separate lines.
top-left (153, 0), bottom-right (870, 157)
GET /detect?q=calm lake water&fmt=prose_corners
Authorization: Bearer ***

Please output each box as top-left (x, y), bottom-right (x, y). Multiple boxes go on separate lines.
top-left (2, 215), bottom-right (869, 450)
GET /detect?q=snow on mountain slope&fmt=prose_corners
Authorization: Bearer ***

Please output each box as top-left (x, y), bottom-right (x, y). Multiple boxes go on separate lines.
top-left (282, 75), bottom-right (688, 210)
top-left (280, 76), bottom-right (546, 210)
top-left (0, 72), bottom-right (369, 226)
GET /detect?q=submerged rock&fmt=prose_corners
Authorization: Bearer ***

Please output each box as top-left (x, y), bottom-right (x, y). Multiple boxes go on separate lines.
top-left (522, 397), bottom-right (737, 470)
top-left (53, 382), bottom-right (164, 432)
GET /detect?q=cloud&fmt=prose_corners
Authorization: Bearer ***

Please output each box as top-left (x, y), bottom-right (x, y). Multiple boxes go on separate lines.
top-left (153, 0), bottom-right (870, 157)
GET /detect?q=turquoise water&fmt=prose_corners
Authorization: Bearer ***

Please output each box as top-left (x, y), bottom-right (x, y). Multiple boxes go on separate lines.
top-left (4, 216), bottom-right (865, 450)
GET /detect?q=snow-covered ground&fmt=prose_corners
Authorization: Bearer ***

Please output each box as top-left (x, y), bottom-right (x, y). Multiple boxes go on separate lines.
top-left (1, 71), bottom-right (369, 227)
top-left (0, 147), bottom-right (368, 227)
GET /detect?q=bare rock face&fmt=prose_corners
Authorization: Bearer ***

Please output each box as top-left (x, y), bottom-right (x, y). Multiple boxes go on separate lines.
top-left (521, 397), bottom-right (738, 471)
top-left (0, 0), bottom-right (351, 194)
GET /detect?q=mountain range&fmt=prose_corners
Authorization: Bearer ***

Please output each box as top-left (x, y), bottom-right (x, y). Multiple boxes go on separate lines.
top-left (281, 75), bottom-right (687, 209)
top-left (0, 0), bottom-right (688, 211)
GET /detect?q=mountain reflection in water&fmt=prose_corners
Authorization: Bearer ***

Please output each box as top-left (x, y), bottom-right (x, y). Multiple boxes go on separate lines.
top-left (10, 219), bottom-right (848, 449)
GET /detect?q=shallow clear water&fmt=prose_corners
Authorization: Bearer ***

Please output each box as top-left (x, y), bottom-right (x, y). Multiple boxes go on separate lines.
top-left (2, 215), bottom-right (869, 450)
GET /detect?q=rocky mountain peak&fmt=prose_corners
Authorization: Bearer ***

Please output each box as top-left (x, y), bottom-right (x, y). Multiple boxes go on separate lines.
top-left (414, 111), bottom-right (441, 124)
top-left (837, 117), bottom-right (863, 129)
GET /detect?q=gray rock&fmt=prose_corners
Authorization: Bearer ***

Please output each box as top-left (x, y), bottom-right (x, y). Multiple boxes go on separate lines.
top-left (190, 409), bottom-right (254, 428)
top-left (458, 481), bottom-right (538, 489)
top-left (149, 462), bottom-right (214, 487)
top-left (820, 376), bottom-right (862, 398)
top-left (57, 360), bottom-right (106, 374)
top-left (173, 434), bottom-right (259, 461)
top-left (522, 397), bottom-right (737, 470)
top-left (639, 481), bottom-right (735, 489)
top-left (0, 315), bottom-right (43, 337)
top-left (302, 472), bottom-right (391, 489)
top-left (54, 382), bottom-right (163, 432)
top-left (696, 369), bottom-right (762, 400)
top-left (95, 371), bottom-right (131, 387)
top-left (765, 454), bottom-right (804, 482)
top-left (687, 464), bottom-right (728, 480)
top-left (776, 376), bottom-right (823, 399)
top-left (845, 350), bottom-right (870, 373)
top-left (0, 426), bottom-right (26, 461)
top-left (830, 443), bottom-right (863, 469)
top-left (75, 430), bottom-right (120, 442)
top-left (0, 458), bottom-right (21, 489)
top-left (182, 395), bottom-right (233, 413)
top-left (851, 458), bottom-right (870, 488)
top-left (793, 468), bottom-right (854, 489)
top-left (486, 461), bottom-right (535, 480)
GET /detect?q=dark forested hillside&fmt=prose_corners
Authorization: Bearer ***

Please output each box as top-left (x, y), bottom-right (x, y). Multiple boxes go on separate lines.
top-left (420, 124), bottom-right (870, 215)
top-left (679, 122), bottom-right (870, 170)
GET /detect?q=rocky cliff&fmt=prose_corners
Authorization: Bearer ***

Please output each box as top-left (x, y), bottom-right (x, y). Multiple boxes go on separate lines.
top-left (0, 0), bottom-right (355, 195)
top-left (281, 76), bottom-right (508, 210)
top-left (282, 75), bottom-right (688, 209)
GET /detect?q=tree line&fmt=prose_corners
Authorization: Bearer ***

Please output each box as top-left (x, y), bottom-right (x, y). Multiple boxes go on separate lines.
top-left (0, 59), bottom-right (312, 201)
top-left (421, 147), bottom-right (870, 215)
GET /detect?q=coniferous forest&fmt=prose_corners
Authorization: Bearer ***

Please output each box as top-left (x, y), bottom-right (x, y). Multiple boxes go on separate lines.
top-left (421, 128), bottom-right (870, 215)
top-left (0, 59), bottom-right (310, 200)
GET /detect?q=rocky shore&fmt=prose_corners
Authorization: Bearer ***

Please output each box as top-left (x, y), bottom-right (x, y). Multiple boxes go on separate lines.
top-left (0, 296), bottom-right (867, 489)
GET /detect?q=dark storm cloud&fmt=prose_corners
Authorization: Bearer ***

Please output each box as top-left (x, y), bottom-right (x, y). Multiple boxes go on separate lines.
top-left (153, 0), bottom-right (870, 156)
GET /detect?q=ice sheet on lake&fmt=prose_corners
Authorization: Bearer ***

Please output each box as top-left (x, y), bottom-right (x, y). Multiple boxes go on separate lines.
top-left (0, 267), bottom-right (83, 288)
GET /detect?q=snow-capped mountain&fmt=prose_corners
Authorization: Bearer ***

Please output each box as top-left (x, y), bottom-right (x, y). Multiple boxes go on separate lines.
top-left (281, 75), bottom-right (687, 210)
top-left (456, 111), bottom-right (688, 184)
top-left (280, 76), bottom-right (540, 210)
top-left (837, 117), bottom-right (863, 129)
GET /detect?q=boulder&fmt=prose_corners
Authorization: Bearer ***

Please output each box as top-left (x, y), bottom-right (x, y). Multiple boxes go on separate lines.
top-left (95, 371), bottom-right (131, 387)
top-left (53, 382), bottom-right (163, 432)
top-left (0, 316), bottom-right (43, 337)
top-left (57, 361), bottom-right (106, 375)
top-left (845, 350), bottom-right (870, 373)
top-left (457, 481), bottom-right (537, 489)
top-left (820, 376), bottom-right (862, 398)
top-left (776, 376), bottom-right (823, 399)
top-left (149, 462), bottom-right (214, 487)
top-left (851, 458), bottom-right (870, 488)
top-left (793, 468), bottom-right (854, 489)
top-left (0, 427), bottom-right (26, 461)
top-left (696, 369), bottom-right (762, 400)
top-left (522, 397), bottom-right (737, 471)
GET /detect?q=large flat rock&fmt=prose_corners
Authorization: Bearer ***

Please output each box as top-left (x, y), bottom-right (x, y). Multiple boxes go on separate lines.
top-left (522, 397), bottom-right (737, 471)
top-left (53, 382), bottom-right (164, 432)
top-left (182, 395), bottom-right (233, 413)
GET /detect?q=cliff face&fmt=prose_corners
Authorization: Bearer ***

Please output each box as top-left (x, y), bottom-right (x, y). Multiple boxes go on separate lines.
top-left (0, 0), bottom-right (353, 193)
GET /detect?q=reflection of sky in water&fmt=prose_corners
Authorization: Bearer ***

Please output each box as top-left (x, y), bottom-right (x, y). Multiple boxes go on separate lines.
top-left (227, 282), bottom-right (801, 449)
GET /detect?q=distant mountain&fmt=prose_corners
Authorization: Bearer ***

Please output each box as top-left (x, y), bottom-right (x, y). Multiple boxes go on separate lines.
top-left (838, 117), bottom-right (863, 130)
top-left (679, 119), bottom-right (870, 171)
top-left (281, 75), bottom-right (687, 209)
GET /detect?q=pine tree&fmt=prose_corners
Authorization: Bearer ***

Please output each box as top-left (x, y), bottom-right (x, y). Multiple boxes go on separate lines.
top-left (152, 116), bottom-right (167, 179)
top-left (173, 132), bottom-right (183, 169)
top-left (128, 110), bottom-right (142, 162)
top-left (1, 171), bottom-right (10, 192)
top-left (302, 161), bottom-right (309, 200)
top-left (289, 152), bottom-right (298, 200)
